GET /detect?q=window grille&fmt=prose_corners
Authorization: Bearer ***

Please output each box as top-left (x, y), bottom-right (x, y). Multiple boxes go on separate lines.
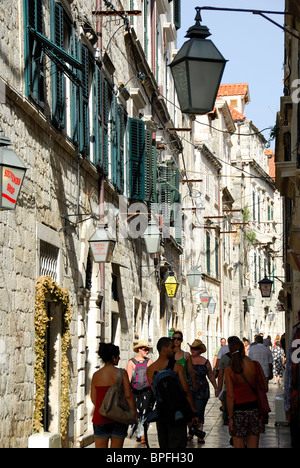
top-left (40, 241), bottom-right (59, 281)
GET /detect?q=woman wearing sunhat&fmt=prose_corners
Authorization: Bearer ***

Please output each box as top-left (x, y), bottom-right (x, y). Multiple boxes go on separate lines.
top-left (187, 339), bottom-right (218, 443)
top-left (126, 340), bottom-right (154, 446)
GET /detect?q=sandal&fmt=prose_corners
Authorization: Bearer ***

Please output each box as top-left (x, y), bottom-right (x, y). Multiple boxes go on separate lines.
top-left (141, 436), bottom-right (147, 447)
top-left (187, 435), bottom-right (193, 441)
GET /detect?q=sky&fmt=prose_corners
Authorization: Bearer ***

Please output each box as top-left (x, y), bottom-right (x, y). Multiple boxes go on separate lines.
top-left (177, 0), bottom-right (285, 147)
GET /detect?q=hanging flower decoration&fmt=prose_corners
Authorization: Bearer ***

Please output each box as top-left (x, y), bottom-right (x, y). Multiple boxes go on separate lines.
top-left (33, 276), bottom-right (72, 438)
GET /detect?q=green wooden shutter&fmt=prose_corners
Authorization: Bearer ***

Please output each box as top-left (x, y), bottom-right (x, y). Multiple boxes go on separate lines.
top-left (150, 146), bottom-right (158, 204)
top-left (102, 79), bottom-right (109, 174)
top-left (93, 65), bottom-right (102, 166)
top-left (70, 30), bottom-right (80, 144)
top-left (25, 0), bottom-right (44, 106)
top-left (144, 130), bottom-right (153, 202)
top-left (206, 232), bottom-right (211, 275)
top-left (174, 0), bottom-right (181, 30)
top-left (117, 105), bottom-right (125, 193)
top-left (51, 1), bottom-right (65, 129)
top-left (111, 94), bottom-right (118, 187)
top-left (128, 118), bottom-right (145, 200)
top-left (215, 237), bottom-right (219, 279)
top-left (77, 45), bottom-right (90, 156)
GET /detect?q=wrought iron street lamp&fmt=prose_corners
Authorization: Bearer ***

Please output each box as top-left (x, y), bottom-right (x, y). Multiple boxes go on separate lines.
top-left (200, 290), bottom-right (211, 308)
top-left (268, 310), bottom-right (275, 322)
top-left (187, 266), bottom-right (202, 289)
top-left (143, 219), bottom-right (161, 254)
top-left (246, 292), bottom-right (255, 308)
top-left (169, 7), bottom-right (227, 115)
top-left (89, 225), bottom-right (116, 263)
top-left (208, 297), bottom-right (216, 314)
top-left (258, 277), bottom-right (273, 298)
top-left (0, 133), bottom-right (27, 210)
top-left (165, 271), bottom-right (180, 298)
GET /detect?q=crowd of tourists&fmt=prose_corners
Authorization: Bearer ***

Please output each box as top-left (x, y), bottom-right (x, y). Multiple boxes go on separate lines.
top-left (90, 330), bottom-right (287, 449)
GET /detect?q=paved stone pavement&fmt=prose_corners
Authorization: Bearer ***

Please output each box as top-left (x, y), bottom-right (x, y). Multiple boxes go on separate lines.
top-left (87, 382), bottom-right (291, 449)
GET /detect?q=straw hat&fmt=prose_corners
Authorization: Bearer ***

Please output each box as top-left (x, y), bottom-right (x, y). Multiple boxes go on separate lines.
top-left (188, 339), bottom-right (206, 354)
top-left (133, 340), bottom-right (153, 353)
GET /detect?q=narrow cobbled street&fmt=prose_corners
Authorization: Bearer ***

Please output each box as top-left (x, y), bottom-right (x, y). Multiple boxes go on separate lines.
top-left (86, 382), bottom-right (291, 449)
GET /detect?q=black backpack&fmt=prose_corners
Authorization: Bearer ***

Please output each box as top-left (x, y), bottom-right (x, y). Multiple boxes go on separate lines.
top-left (152, 359), bottom-right (194, 424)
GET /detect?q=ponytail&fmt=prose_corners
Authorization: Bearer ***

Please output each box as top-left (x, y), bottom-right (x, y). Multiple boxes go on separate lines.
top-left (229, 340), bottom-right (245, 374)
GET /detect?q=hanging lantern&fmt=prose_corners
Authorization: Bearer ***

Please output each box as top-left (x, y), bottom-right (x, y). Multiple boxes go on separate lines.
top-left (187, 267), bottom-right (202, 289)
top-left (246, 292), bottom-right (255, 308)
top-left (169, 7), bottom-right (227, 115)
top-left (165, 272), bottom-right (180, 298)
top-left (208, 297), bottom-right (216, 314)
top-left (89, 225), bottom-right (116, 263)
top-left (143, 219), bottom-right (161, 254)
top-left (268, 310), bottom-right (275, 322)
top-left (258, 277), bottom-right (273, 298)
top-left (200, 290), bottom-right (211, 308)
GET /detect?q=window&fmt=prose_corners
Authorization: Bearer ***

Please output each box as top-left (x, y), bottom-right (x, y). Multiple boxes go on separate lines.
top-left (39, 240), bottom-right (59, 281)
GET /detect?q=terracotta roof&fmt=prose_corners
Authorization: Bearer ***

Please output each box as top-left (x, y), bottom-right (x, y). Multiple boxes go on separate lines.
top-left (217, 84), bottom-right (250, 102)
top-left (228, 105), bottom-right (246, 122)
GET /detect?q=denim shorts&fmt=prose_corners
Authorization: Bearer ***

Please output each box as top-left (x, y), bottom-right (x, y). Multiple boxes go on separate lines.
top-left (93, 422), bottom-right (128, 439)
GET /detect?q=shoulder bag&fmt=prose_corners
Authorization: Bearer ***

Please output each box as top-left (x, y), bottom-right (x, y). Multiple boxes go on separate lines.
top-left (99, 368), bottom-right (137, 425)
top-left (241, 363), bottom-right (271, 417)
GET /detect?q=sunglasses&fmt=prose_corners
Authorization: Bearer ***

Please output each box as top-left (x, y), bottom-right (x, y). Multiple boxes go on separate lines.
top-left (191, 346), bottom-right (201, 350)
top-left (173, 337), bottom-right (182, 341)
top-left (139, 347), bottom-right (149, 351)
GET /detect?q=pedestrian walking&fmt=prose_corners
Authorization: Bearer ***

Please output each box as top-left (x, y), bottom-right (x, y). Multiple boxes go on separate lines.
top-left (225, 339), bottom-right (267, 448)
top-left (242, 337), bottom-right (250, 356)
top-left (91, 343), bottom-right (138, 448)
top-left (213, 337), bottom-right (226, 377)
top-left (248, 335), bottom-right (273, 384)
top-left (126, 340), bottom-right (154, 446)
top-left (187, 339), bottom-right (218, 443)
top-left (217, 336), bottom-right (244, 425)
top-left (172, 330), bottom-right (198, 389)
top-left (146, 337), bottom-right (200, 449)
top-left (272, 341), bottom-right (285, 385)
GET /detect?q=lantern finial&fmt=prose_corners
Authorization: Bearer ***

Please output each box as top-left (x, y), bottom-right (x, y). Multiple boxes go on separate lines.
top-left (185, 7), bottom-right (211, 39)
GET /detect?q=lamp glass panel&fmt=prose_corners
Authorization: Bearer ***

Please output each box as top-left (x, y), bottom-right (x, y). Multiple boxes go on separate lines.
top-left (188, 60), bottom-right (225, 114)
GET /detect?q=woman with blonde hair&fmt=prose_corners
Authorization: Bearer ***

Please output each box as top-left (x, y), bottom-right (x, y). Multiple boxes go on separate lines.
top-left (225, 339), bottom-right (267, 448)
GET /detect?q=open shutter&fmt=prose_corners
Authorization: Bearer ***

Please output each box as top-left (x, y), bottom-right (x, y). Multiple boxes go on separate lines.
top-left (102, 79), bottom-right (109, 174)
top-left (79, 45), bottom-right (90, 156)
top-left (128, 118), bottom-right (145, 201)
top-left (117, 105), bottom-right (125, 193)
top-left (51, 1), bottom-right (65, 129)
top-left (25, 0), bottom-right (44, 106)
top-left (70, 30), bottom-right (80, 144)
top-left (174, 0), bottom-right (181, 30)
top-left (93, 65), bottom-right (102, 166)
top-left (111, 94), bottom-right (118, 187)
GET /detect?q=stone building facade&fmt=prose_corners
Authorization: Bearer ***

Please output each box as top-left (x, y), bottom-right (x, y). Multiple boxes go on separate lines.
top-left (0, 0), bottom-right (185, 448)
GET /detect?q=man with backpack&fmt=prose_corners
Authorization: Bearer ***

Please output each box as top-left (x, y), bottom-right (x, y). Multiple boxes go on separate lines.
top-left (146, 337), bottom-right (200, 449)
top-left (126, 340), bottom-right (154, 446)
